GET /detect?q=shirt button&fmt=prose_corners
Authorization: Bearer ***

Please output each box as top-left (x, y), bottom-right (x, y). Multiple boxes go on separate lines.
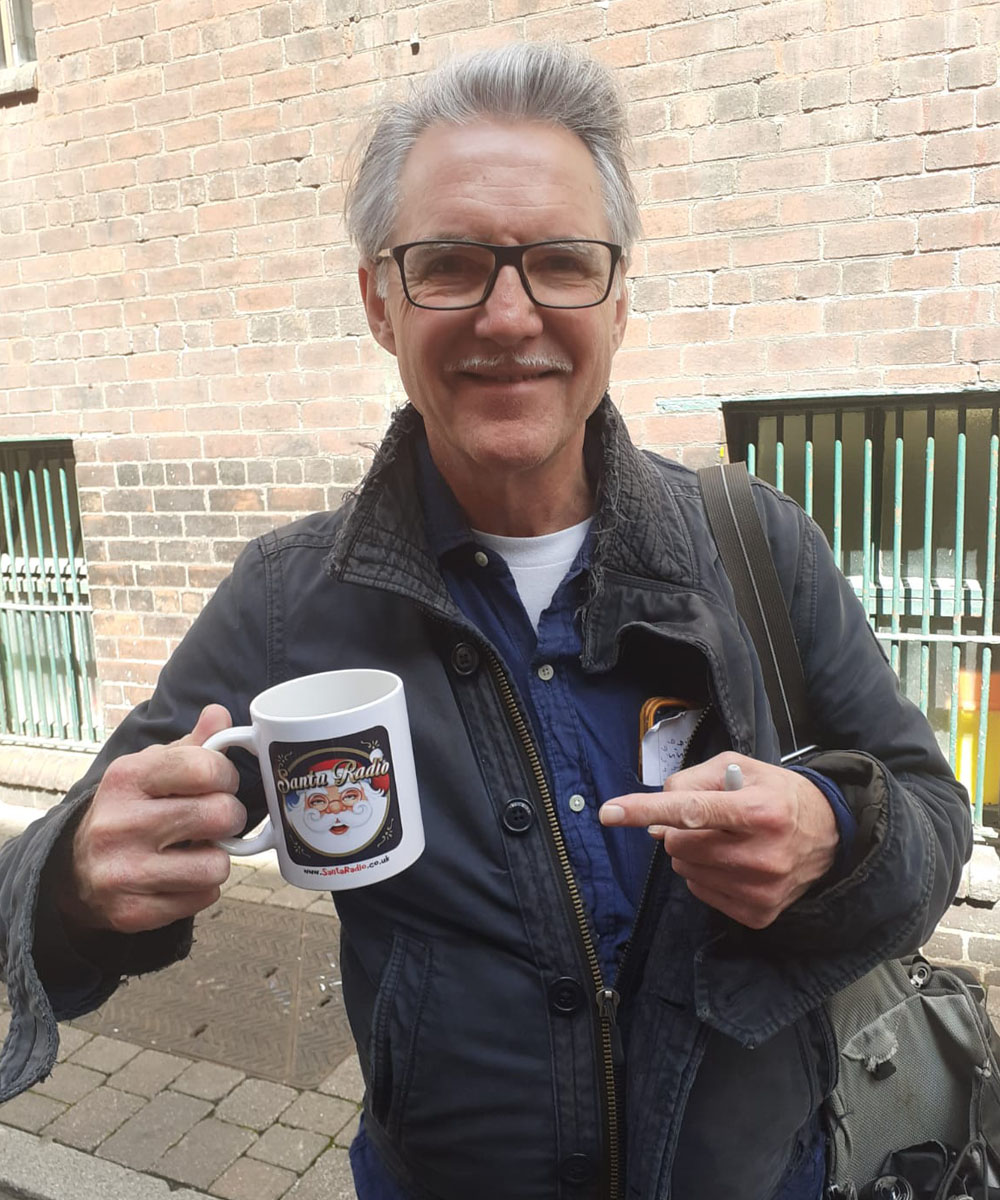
top-left (537, 663), bottom-right (554, 682)
top-left (473, 550), bottom-right (489, 567)
top-left (568, 794), bottom-right (586, 813)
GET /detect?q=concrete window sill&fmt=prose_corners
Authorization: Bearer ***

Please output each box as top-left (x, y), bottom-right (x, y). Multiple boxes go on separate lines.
top-left (0, 61), bottom-right (37, 98)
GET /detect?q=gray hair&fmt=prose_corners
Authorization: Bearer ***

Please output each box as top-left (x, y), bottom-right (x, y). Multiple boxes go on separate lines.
top-left (344, 41), bottom-right (641, 266)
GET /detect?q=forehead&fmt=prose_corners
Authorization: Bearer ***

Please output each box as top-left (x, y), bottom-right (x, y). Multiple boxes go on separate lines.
top-left (392, 118), bottom-right (610, 245)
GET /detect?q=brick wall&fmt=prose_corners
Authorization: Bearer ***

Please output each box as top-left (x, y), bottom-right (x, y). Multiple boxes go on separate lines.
top-left (1, 0), bottom-right (999, 733)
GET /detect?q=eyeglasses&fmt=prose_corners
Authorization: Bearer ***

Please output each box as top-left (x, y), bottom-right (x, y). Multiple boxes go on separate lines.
top-left (374, 239), bottom-right (623, 310)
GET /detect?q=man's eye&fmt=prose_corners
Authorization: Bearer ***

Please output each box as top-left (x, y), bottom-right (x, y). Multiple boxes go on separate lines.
top-left (422, 253), bottom-right (479, 277)
top-left (534, 251), bottom-right (593, 276)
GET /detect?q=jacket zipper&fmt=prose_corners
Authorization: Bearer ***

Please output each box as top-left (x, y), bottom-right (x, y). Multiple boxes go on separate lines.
top-left (486, 651), bottom-right (623, 1200)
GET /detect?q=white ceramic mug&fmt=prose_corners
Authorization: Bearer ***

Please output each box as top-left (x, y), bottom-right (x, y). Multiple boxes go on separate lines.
top-left (206, 669), bottom-right (424, 890)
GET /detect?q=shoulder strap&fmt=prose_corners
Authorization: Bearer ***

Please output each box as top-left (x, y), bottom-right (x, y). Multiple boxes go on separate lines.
top-left (697, 462), bottom-right (812, 759)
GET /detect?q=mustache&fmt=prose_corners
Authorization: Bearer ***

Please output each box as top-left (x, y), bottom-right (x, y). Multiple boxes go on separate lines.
top-left (304, 801), bottom-right (373, 828)
top-left (446, 353), bottom-right (573, 375)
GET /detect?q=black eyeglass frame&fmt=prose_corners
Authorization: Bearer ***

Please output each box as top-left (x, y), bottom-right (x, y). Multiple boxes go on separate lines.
top-left (374, 239), bottom-right (624, 310)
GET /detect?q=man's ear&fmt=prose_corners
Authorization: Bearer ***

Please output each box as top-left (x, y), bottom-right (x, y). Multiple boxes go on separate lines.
top-left (358, 262), bottom-right (397, 356)
top-left (610, 262), bottom-right (629, 352)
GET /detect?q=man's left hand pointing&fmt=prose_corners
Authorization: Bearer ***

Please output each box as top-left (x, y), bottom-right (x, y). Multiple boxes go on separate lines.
top-left (599, 754), bottom-right (838, 929)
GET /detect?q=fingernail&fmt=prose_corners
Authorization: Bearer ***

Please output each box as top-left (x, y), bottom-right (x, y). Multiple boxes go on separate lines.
top-left (599, 804), bottom-right (625, 825)
top-left (647, 824), bottom-right (666, 837)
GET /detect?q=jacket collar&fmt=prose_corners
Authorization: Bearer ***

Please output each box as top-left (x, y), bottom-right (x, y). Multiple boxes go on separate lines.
top-left (326, 396), bottom-right (704, 658)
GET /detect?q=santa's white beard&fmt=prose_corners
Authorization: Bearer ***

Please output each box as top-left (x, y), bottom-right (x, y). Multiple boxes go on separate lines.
top-left (286, 789), bottom-right (388, 856)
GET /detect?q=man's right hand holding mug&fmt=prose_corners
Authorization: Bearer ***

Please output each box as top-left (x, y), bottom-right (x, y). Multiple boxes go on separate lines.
top-left (59, 705), bottom-right (249, 935)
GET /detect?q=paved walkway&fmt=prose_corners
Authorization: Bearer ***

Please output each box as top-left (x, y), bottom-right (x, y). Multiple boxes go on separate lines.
top-left (0, 803), bottom-right (361, 1200)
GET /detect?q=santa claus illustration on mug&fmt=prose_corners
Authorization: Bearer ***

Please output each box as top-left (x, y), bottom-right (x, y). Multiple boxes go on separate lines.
top-left (282, 748), bottom-right (391, 857)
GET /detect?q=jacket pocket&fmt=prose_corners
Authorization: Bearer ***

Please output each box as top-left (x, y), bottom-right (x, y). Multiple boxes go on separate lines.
top-left (368, 932), bottom-right (433, 1141)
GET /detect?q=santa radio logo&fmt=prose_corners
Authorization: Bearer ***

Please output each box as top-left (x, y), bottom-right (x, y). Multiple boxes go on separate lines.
top-left (269, 725), bottom-right (402, 867)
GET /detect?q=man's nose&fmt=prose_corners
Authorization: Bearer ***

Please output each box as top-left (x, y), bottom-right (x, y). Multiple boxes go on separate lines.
top-left (474, 264), bottom-right (543, 344)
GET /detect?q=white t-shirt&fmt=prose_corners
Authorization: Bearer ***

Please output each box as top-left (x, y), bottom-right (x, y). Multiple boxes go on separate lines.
top-left (471, 518), bottom-right (593, 631)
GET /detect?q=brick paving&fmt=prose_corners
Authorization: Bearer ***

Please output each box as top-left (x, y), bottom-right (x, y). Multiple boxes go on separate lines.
top-left (0, 814), bottom-right (362, 1200)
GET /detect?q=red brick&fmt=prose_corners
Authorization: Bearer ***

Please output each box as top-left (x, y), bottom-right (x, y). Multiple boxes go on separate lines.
top-left (780, 185), bottom-right (871, 226)
top-left (958, 249), bottom-right (1000, 287)
top-left (830, 138), bottom-right (925, 180)
top-left (607, 0), bottom-right (687, 34)
top-left (767, 334), bottom-right (856, 372)
top-left (691, 45), bottom-right (777, 88)
top-left (781, 105), bottom-right (873, 151)
top-left (738, 0), bottom-right (823, 43)
top-left (648, 310), bottom-right (732, 346)
top-left (857, 329), bottom-right (953, 367)
top-left (691, 119), bottom-right (779, 163)
top-left (891, 16), bottom-right (979, 62)
top-left (782, 27), bottom-right (878, 73)
top-left (918, 289), bottom-right (992, 328)
top-left (711, 271), bottom-right (752, 305)
top-left (737, 153), bottom-right (826, 192)
top-left (979, 88), bottom-right (1000, 127)
top-left (975, 166), bottom-right (1000, 205)
top-left (650, 16), bottom-right (736, 60)
top-left (163, 116), bottom-right (221, 151)
top-left (634, 134), bottom-right (690, 170)
top-left (587, 32), bottom-right (651, 72)
top-left (645, 236), bottom-right (731, 274)
top-left (897, 55), bottom-right (945, 96)
top-left (683, 340), bottom-right (767, 376)
top-left (824, 218), bottom-right (916, 259)
top-left (189, 79), bottom-right (252, 117)
top-left (734, 301), bottom-right (822, 338)
top-left (731, 228), bottom-right (820, 267)
top-left (824, 296), bottom-right (917, 333)
top-left (163, 54), bottom-right (221, 92)
top-left (850, 63), bottom-right (895, 104)
top-left (957, 328), bottom-right (1000, 365)
top-left (886, 364), bottom-right (978, 389)
top-left (219, 40), bottom-right (283, 78)
top-left (801, 71), bottom-right (851, 113)
top-left (692, 193), bottom-right (779, 233)
top-left (649, 163), bottom-right (735, 202)
top-left (919, 210), bottom-right (1000, 253)
top-left (878, 172), bottom-right (972, 216)
top-left (925, 128), bottom-right (1000, 172)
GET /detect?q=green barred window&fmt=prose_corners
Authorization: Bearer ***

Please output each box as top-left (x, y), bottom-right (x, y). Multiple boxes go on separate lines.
top-left (724, 395), bottom-right (1000, 825)
top-left (0, 441), bottom-right (101, 746)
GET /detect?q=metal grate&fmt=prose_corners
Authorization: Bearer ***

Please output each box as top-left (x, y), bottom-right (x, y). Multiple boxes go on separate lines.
top-left (724, 394), bottom-right (1000, 824)
top-left (0, 441), bottom-right (101, 747)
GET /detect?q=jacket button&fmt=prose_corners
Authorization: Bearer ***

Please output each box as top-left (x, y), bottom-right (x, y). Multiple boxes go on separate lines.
top-left (502, 799), bottom-right (534, 834)
top-left (548, 977), bottom-right (585, 1015)
top-left (451, 643), bottom-right (479, 675)
top-left (559, 1154), bottom-right (597, 1184)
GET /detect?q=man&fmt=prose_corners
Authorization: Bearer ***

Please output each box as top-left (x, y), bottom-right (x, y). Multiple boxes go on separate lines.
top-left (0, 41), bottom-right (972, 1200)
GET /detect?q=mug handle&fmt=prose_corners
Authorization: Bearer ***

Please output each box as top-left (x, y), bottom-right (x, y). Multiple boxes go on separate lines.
top-left (204, 726), bottom-right (278, 857)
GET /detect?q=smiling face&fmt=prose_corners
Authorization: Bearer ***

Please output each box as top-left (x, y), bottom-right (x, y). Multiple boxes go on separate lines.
top-left (359, 119), bottom-right (629, 533)
top-left (286, 780), bottom-right (389, 856)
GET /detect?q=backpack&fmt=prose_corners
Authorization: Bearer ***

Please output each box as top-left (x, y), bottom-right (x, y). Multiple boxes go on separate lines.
top-left (698, 462), bottom-right (1000, 1200)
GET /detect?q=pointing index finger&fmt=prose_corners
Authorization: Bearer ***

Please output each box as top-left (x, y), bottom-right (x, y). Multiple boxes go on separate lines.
top-left (599, 789), bottom-right (754, 832)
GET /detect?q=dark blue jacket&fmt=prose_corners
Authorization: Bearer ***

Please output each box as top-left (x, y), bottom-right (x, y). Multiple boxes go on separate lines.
top-left (0, 399), bottom-right (972, 1200)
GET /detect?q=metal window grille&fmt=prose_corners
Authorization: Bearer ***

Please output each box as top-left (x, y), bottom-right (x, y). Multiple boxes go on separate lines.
top-left (0, 441), bottom-right (101, 747)
top-left (0, 0), bottom-right (36, 69)
top-left (724, 394), bottom-right (1000, 825)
